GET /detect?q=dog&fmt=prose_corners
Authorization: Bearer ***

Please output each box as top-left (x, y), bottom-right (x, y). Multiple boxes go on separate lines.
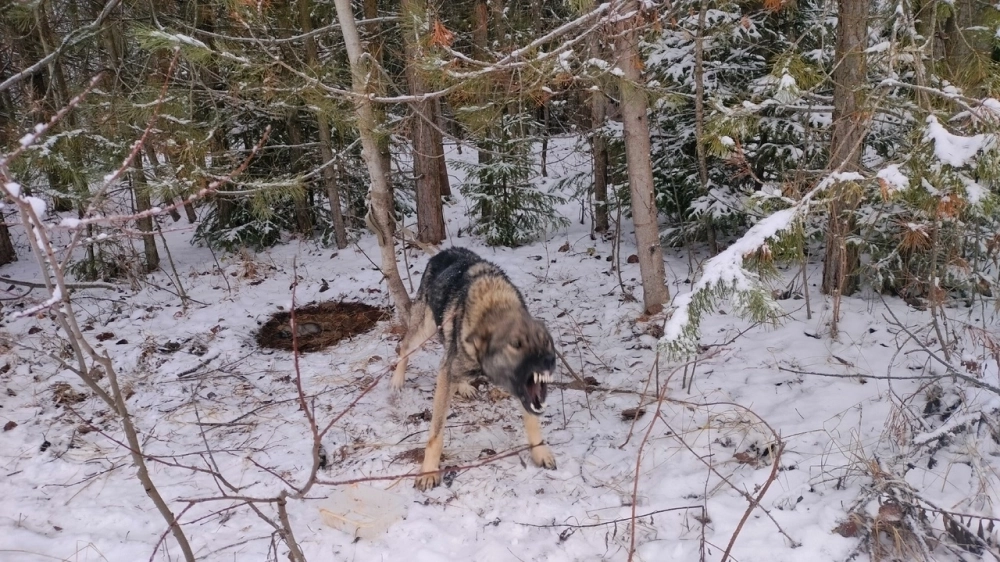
top-left (392, 247), bottom-right (557, 490)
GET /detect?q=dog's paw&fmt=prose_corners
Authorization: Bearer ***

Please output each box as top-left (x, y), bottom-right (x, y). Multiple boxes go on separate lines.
top-left (414, 472), bottom-right (441, 491)
top-left (531, 444), bottom-right (556, 470)
top-left (389, 370), bottom-right (405, 392)
top-left (452, 380), bottom-right (478, 400)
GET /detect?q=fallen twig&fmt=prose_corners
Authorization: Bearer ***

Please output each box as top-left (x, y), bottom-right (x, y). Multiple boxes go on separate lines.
top-left (0, 277), bottom-right (118, 291)
top-left (516, 505), bottom-right (704, 529)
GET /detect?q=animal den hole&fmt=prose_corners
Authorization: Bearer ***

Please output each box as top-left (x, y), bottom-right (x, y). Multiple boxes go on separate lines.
top-left (256, 301), bottom-right (391, 353)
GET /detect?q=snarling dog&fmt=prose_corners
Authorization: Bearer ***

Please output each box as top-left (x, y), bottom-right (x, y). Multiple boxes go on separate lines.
top-left (392, 247), bottom-right (557, 490)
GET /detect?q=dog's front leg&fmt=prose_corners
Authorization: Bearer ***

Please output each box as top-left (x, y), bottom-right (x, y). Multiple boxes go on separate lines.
top-left (415, 363), bottom-right (452, 490)
top-left (391, 301), bottom-right (435, 392)
top-left (522, 410), bottom-right (556, 469)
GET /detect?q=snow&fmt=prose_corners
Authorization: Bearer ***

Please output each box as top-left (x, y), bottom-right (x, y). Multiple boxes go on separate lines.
top-left (0, 136), bottom-right (997, 562)
top-left (960, 174), bottom-right (986, 204)
top-left (586, 58), bottom-right (611, 71)
top-left (876, 164), bottom-right (909, 191)
top-left (912, 412), bottom-right (981, 446)
top-left (924, 115), bottom-right (990, 167)
top-left (558, 49), bottom-right (574, 73)
top-left (148, 30), bottom-right (209, 50)
top-left (662, 207), bottom-right (798, 343)
top-left (975, 97), bottom-right (1000, 120)
top-left (24, 196), bottom-right (46, 218)
top-left (866, 41), bottom-right (891, 54)
top-left (818, 171), bottom-right (864, 187)
top-left (3, 181), bottom-right (21, 198)
top-left (10, 286), bottom-right (61, 319)
top-left (774, 73), bottom-right (799, 103)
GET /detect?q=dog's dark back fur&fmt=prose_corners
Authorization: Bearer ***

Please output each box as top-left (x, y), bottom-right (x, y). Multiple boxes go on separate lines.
top-left (417, 247), bottom-right (525, 326)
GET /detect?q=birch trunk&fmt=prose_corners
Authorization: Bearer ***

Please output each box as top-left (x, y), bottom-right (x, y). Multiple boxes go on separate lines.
top-left (333, 0), bottom-right (411, 319)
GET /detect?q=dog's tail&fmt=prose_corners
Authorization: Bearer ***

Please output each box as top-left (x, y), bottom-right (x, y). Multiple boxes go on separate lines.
top-left (398, 226), bottom-right (440, 256)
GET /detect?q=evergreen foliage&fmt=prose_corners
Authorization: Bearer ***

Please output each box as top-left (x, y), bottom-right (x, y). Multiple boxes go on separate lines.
top-left (645, 0), bottom-right (1000, 355)
top-left (0, 0), bottom-right (997, 340)
top-left (455, 113), bottom-right (567, 247)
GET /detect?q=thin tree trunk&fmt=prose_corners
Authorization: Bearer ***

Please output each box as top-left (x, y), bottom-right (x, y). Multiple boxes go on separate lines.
top-left (539, 104), bottom-right (549, 177)
top-left (132, 158), bottom-right (160, 272)
top-left (189, 3), bottom-right (230, 228)
top-left (334, 0), bottom-right (412, 320)
top-left (435, 98), bottom-right (453, 196)
top-left (943, 0), bottom-right (992, 93)
top-left (614, 0), bottom-right (669, 314)
top-left (588, 33), bottom-right (609, 234)
top-left (362, 0), bottom-right (384, 64)
top-left (285, 111), bottom-right (314, 236)
top-left (319, 122), bottom-right (349, 247)
top-left (298, 0), bottom-right (348, 248)
top-left (0, 221), bottom-right (15, 266)
top-left (533, 0), bottom-right (549, 178)
top-left (166, 150), bottom-right (200, 223)
top-left (29, 5), bottom-right (72, 212)
top-left (821, 0), bottom-right (868, 299)
top-left (273, 1), bottom-right (313, 237)
top-left (144, 144), bottom-right (182, 222)
top-left (402, 0), bottom-right (446, 244)
top-left (693, 0), bottom-right (718, 255)
top-left (472, 0), bottom-right (493, 220)
top-left (37, 1), bottom-right (98, 277)
top-left (0, 61), bottom-right (16, 265)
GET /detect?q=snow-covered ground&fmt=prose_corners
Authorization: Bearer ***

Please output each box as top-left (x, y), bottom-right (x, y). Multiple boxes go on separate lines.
top-left (1, 137), bottom-right (998, 561)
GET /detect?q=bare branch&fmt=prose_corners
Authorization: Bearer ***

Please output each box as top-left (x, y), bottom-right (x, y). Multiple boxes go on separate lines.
top-left (0, 0), bottom-right (122, 93)
top-left (0, 73), bottom-right (105, 169)
top-left (0, 277), bottom-right (117, 291)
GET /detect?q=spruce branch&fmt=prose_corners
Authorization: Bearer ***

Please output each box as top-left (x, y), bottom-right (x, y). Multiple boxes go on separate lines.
top-left (660, 171), bottom-right (866, 359)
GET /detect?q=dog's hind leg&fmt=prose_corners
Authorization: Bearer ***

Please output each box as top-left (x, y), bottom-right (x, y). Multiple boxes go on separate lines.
top-left (415, 360), bottom-right (453, 490)
top-left (522, 410), bottom-right (556, 469)
top-left (391, 300), bottom-right (435, 392)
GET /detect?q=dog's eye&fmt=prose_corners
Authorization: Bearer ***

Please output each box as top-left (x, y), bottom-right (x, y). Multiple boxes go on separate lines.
top-left (511, 340), bottom-right (522, 349)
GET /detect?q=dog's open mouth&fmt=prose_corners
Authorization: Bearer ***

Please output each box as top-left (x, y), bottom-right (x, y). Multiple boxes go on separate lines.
top-left (526, 372), bottom-right (553, 413)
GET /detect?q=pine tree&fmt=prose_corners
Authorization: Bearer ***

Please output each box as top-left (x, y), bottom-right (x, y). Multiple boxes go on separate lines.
top-left (615, 0), bottom-right (669, 314)
top-left (456, 113), bottom-right (567, 247)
